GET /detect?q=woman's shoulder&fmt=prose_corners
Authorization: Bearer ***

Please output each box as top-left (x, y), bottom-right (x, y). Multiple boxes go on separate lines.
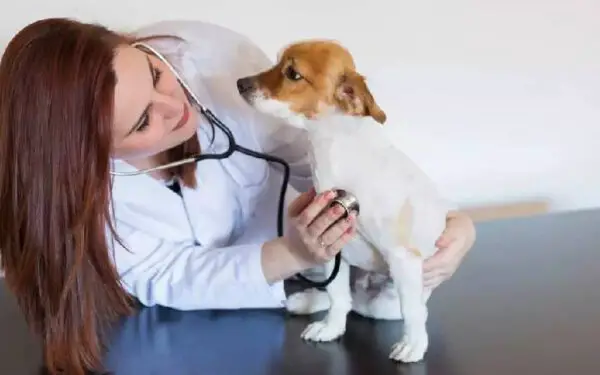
top-left (133, 19), bottom-right (253, 45)
top-left (132, 19), bottom-right (273, 78)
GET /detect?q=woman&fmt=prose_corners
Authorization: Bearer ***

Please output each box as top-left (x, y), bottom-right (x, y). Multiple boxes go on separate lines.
top-left (0, 18), bottom-right (476, 375)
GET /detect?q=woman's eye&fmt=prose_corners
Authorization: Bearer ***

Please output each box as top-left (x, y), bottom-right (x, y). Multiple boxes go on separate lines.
top-left (136, 114), bottom-right (149, 132)
top-left (135, 67), bottom-right (162, 133)
top-left (153, 68), bottom-right (162, 85)
top-left (134, 63), bottom-right (163, 134)
top-left (285, 66), bottom-right (302, 81)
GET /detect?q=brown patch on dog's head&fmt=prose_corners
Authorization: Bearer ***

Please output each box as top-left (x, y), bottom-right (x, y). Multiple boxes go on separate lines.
top-left (236, 40), bottom-right (386, 126)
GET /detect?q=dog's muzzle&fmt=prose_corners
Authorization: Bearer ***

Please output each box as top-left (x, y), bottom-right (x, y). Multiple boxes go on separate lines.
top-left (236, 77), bottom-right (256, 95)
top-left (331, 189), bottom-right (360, 217)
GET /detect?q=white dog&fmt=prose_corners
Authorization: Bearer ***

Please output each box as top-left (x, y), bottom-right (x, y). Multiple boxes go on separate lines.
top-left (236, 40), bottom-right (453, 363)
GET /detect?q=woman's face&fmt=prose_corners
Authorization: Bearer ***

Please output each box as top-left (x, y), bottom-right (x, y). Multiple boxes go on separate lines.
top-left (110, 45), bottom-right (199, 161)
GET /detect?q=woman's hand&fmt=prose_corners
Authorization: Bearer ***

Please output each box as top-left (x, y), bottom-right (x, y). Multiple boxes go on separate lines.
top-left (261, 188), bottom-right (358, 284)
top-left (423, 211), bottom-right (476, 289)
top-left (286, 188), bottom-right (358, 266)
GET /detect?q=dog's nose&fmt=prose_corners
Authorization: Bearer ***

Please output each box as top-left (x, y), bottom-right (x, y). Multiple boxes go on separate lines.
top-left (236, 77), bottom-right (254, 94)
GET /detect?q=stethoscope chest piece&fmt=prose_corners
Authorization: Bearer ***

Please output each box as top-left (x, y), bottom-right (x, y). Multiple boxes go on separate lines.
top-left (331, 189), bottom-right (360, 217)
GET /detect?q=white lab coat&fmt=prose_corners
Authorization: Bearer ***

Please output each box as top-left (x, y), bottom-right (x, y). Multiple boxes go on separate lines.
top-left (108, 20), bottom-right (313, 310)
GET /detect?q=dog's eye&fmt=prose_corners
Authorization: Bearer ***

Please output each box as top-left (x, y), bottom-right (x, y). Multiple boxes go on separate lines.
top-left (285, 66), bottom-right (303, 81)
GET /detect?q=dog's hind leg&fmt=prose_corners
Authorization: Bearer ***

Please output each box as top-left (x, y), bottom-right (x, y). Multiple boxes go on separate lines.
top-left (300, 258), bottom-right (352, 342)
top-left (386, 248), bottom-right (429, 362)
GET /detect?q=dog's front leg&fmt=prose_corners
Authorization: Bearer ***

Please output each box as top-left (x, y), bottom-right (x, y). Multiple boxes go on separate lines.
top-left (300, 257), bottom-right (352, 342)
top-left (386, 249), bottom-right (429, 362)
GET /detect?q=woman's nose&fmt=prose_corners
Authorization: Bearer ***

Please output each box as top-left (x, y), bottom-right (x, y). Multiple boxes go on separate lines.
top-left (153, 94), bottom-right (182, 119)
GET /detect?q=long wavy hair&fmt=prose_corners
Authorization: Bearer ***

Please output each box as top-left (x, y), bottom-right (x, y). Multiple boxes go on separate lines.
top-left (0, 18), bottom-right (199, 375)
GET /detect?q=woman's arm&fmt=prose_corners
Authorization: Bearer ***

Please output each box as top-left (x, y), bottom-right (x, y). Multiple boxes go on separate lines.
top-left (261, 238), bottom-right (309, 283)
top-left (109, 189), bottom-right (355, 310)
top-left (110, 225), bottom-right (288, 310)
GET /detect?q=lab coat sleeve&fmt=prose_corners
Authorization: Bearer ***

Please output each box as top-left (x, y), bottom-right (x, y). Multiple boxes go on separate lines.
top-left (109, 221), bottom-right (286, 311)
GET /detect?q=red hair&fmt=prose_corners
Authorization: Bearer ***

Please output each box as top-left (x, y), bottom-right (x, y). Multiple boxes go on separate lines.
top-left (0, 18), bottom-right (198, 374)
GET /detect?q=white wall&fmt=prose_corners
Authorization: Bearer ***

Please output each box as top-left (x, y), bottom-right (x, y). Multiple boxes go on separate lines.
top-left (2, 0), bottom-right (599, 213)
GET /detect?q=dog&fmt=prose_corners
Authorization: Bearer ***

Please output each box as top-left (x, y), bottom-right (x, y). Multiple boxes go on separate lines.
top-left (236, 39), bottom-right (453, 363)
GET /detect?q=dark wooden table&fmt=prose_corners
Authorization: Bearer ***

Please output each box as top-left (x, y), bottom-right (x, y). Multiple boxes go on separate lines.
top-left (1, 209), bottom-right (599, 375)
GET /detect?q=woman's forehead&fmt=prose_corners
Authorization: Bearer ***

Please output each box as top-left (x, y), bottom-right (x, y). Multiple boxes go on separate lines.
top-left (112, 46), bottom-right (153, 140)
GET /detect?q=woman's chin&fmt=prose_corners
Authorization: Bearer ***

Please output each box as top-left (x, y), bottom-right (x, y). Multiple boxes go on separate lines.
top-left (179, 123), bottom-right (199, 141)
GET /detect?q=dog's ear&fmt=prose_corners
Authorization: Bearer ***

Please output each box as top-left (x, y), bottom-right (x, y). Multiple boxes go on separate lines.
top-left (334, 71), bottom-right (386, 124)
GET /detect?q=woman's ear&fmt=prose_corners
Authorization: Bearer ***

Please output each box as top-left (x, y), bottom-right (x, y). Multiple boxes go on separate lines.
top-left (334, 71), bottom-right (387, 124)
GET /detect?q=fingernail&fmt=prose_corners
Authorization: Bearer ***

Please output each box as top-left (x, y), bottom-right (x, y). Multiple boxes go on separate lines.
top-left (326, 190), bottom-right (337, 199)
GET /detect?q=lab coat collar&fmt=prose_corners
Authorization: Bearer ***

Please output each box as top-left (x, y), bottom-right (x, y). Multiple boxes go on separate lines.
top-left (109, 160), bottom-right (194, 242)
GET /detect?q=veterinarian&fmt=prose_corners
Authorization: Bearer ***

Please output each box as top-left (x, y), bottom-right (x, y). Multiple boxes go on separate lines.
top-left (0, 18), bottom-right (476, 375)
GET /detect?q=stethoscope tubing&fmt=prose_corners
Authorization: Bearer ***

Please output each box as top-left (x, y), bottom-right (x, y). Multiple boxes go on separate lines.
top-left (109, 42), bottom-right (342, 288)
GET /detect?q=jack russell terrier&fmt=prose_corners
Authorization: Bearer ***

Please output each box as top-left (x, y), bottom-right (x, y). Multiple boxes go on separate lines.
top-left (236, 39), bottom-right (453, 363)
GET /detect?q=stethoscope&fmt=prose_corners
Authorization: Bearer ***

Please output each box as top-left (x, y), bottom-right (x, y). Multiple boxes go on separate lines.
top-left (109, 42), bottom-right (360, 288)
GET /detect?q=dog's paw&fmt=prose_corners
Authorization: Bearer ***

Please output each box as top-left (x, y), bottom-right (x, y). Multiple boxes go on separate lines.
top-left (300, 317), bottom-right (346, 342)
top-left (388, 330), bottom-right (429, 363)
top-left (285, 289), bottom-right (330, 315)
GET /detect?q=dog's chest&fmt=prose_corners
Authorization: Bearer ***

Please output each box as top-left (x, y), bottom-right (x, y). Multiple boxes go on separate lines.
top-left (308, 132), bottom-right (370, 192)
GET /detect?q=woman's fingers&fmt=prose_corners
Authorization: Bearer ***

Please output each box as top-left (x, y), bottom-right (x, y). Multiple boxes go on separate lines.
top-left (296, 190), bottom-right (337, 228)
top-left (306, 201), bottom-right (346, 238)
top-left (318, 211), bottom-right (356, 246)
top-left (286, 187), bottom-right (360, 265)
top-left (325, 223), bottom-right (356, 258)
top-left (311, 211), bottom-right (357, 261)
top-left (423, 271), bottom-right (446, 289)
